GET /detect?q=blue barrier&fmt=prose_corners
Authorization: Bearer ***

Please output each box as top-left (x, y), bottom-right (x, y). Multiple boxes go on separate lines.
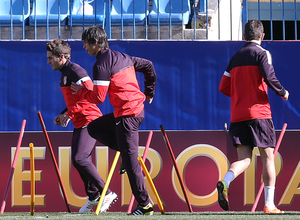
top-left (0, 40), bottom-right (298, 131)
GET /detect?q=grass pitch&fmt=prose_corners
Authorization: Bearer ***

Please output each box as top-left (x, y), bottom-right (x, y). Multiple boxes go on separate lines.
top-left (1, 212), bottom-right (300, 220)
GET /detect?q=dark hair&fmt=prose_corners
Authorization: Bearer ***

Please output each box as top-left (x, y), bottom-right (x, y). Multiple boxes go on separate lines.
top-left (46, 39), bottom-right (71, 60)
top-left (81, 26), bottom-right (109, 49)
top-left (244, 19), bottom-right (264, 41)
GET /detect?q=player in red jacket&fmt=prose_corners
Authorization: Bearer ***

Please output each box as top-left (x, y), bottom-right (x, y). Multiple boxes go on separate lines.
top-left (47, 39), bottom-right (117, 213)
top-left (217, 19), bottom-right (288, 214)
top-left (71, 26), bottom-right (156, 215)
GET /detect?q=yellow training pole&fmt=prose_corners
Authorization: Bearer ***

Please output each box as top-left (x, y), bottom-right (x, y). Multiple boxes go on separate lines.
top-left (29, 143), bottom-right (35, 216)
top-left (95, 151), bottom-right (120, 215)
top-left (138, 156), bottom-right (165, 214)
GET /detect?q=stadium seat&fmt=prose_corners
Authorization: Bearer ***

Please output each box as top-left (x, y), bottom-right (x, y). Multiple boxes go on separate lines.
top-left (0, 0), bottom-right (30, 26)
top-left (29, 0), bottom-right (69, 26)
top-left (68, 0), bottom-right (105, 27)
top-left (110, 0), bottom-right (149, 25)
top-left (149, 0), bottom-right (191, 25)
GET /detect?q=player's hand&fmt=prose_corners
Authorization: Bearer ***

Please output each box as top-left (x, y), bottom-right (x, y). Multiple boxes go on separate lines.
top-left (282, 90), bottom-right (289, 101)
top-left (53, 115), bottom-right (61, 125)
top-left (71, 81), bottom-right (85, 94)
top-left (146, 96), bottom-right (153, 104)
top-left (59, 113), bottom-right (70, 127)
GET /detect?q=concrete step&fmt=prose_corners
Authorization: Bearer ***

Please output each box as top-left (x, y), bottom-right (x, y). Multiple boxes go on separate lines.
top-left (0, 25), bottom-right (208, 40)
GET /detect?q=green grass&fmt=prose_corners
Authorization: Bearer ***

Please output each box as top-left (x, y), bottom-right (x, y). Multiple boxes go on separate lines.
top-left (1, 212), bottom-right (300, 220)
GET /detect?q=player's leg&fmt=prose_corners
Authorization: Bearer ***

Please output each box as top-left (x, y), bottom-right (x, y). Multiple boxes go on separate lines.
top-left (115, 111), bottom-right (153, 215)
top-left (217, 145), bottom-right (252, 211)
top-left (259, 147), bottom-right (276, 187)
top-left (259, 146), bottom-right (277, 209)
top-left (87, 113), bottom-right (119, 151)
top-left (252, 119), bottom-right (276, 188)
top-left (228, 120), bottom-right (254, 179)
top-left (250, 119), bottom-right (283, 213)
top-left (259, 146), bottom-right (283, 213)
top-left (72, 127), bottom-right (117, 213)
top-left (88, 112), bottom-right (126, 175)
top-left (230, 145), bottom-right (253, 177)
top-left (217, 121), bottom-right (253, 211)
top-left (71, 128), bottom-right (101, 198)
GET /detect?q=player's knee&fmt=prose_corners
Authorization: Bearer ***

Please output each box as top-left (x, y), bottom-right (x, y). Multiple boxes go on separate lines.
top-left (72, 155), bottom-right (86, 167)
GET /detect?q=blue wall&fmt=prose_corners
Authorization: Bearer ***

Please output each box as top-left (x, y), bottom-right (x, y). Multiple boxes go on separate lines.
top-left (0, 40), bottom-right (298, 131)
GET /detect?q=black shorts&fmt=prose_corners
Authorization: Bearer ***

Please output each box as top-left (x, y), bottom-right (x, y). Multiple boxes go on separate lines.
top-left (229, 119), bottom-right (276, 148)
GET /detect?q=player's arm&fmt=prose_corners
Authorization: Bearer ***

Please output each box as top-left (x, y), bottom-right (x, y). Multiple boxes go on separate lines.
top-left (60, 107), bottom-right (68, 115)
top-left (219, 71), bottom-right (231, 97)
top-left (67, 76), bottom-right (95, 120)
top-left (259, 51), bottom-right (289, 100)
top-left (131, 56), bottom-right (156, 103)
top-left (71, 66), bottom-right (109, 104)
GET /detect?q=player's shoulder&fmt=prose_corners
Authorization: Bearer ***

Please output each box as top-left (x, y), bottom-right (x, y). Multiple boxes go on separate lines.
top-left (68, 61), bottom-right (88, 75)
top-left (253, 44), bottom-right (270, 55)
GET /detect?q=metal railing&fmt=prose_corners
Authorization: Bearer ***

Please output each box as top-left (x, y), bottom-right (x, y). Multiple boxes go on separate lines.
top-left (244, 0), bottom-right (300, 40)
top-left (1, 0), bottom-right (297, 41)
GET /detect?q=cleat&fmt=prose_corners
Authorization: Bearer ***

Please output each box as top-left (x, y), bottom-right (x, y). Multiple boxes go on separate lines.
top-left (79, 192), bottom-right (118, 213)
top-left (119, 162), bottom-right (126, 174)
top-left (79, 197), bottom-right (100, 213)
top-left (217, 181), bottom-right (229, 211)
top-left (263, 206), bottom-right (284, 214)
top-left (128, 202), bottom-right (154, 216)
top-left (100, 192), bottom-right (118, 213)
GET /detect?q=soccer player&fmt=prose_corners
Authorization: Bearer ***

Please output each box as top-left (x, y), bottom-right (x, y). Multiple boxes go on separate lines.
top-left (46, 39), bottom-right (118, 213)
top-left (218, 19), bottom-right (289, 214)
top-left (71, 26), bottom-right (156, 215)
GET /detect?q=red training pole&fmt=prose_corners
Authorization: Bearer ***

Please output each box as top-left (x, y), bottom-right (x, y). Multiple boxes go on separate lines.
top-left (0, 119), bottom-right (26, 214)
top-left (159, 125), bottom-right (193, 213)
top-left (127, 131), bottom-right (153, 213)
top-left (251, 123), bottom-right (287, 213)
top-left (37, 111), bottom-right (71, 213)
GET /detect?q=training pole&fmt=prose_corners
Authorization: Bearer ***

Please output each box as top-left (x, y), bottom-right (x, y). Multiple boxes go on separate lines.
top-left (160, 125), bottom-right (193, 213)
top-left (251, 123), bottom-right (288, 213)
top-left (37, 111), bottom-right (71, 213)
top-left (95, 151), bottom-right (120, 215)
top-left (127, 131), bottom-right (153, 213)
top-left (30, 143), bottom-right (35, 216)
top-left (138, 156), bottom-right (165, 214)
top-left (0, 119), bottom-right (26, 214)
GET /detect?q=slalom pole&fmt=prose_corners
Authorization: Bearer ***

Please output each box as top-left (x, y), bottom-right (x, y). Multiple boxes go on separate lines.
top-left (30, 143), bottom-right (35, 216)
top-left (160, 125), bottom-right (193, 213)
top-left (0, 119), bottom-right (26, 214)
top-left (37, 111), bottom-right (71, 213)
top-left (251, 123), bottom-right (288, 213)
top-left (127, 131), bottom-right (153, 213)
top-left (138, 156), bottom-right (165, 214)
top-left (95, 151), bottom-right (120, 215)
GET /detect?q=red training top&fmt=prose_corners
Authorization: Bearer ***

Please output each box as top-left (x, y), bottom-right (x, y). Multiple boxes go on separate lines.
top-left (60, 59), bottom-right (102, 128)
top-left (219, 42), bottom-right (286, 122)
top-left (78, 49), bottom-right (156, 118)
